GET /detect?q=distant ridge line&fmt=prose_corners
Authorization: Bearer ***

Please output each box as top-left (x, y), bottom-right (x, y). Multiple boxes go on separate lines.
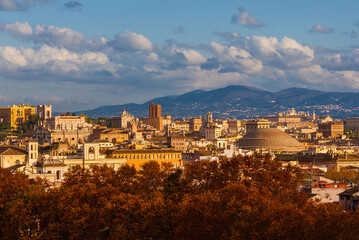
top-left (75, 84), bottom-right (359, 119)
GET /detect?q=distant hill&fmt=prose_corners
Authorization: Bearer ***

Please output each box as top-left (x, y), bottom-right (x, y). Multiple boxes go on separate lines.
top-left (75, 85), bottom-right (359, 119)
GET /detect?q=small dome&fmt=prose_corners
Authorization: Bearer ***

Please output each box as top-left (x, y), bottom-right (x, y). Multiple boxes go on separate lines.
top-left (237, 128), bottom-right (304, 150)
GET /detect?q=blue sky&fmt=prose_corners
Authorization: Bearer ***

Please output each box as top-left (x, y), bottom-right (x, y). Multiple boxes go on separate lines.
top-left (0, 0), bottom-right (358, 112)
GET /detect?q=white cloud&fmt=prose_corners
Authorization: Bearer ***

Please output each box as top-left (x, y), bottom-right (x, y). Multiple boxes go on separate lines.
top-left (245, 36), bottom-right (314, 67)
top-left (33, 25), bottom-right (86, 49)
top-left (231, 7), bottom-right (264, 28)
top-left (112, 30), bottom-right (153, 51)
top-left (0, 21), bottom-right (32, 37)
top-left (172, 47), bottom-right (206, 65)
top-left (0, 21), bottom-right (87, 50)
top-left (0, 46), bottom-right (27, 67)
top-left (309, 24), bottom-right (333, 33)
top-left (209, 41), bottom-right (263, 74)
top-left (0, 45), bottom-right (110, 74)
top-left (0, 0), bottom-right (53, 11)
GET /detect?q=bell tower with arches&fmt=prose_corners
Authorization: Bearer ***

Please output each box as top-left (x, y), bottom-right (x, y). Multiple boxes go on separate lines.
top-left (37, 105), bottom-right (52, 126)
top-left (26, 139), bottom-right (38, 166)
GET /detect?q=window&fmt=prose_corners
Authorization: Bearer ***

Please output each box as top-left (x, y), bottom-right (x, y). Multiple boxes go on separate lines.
top-left (15, 160), bottom-right (20, 165)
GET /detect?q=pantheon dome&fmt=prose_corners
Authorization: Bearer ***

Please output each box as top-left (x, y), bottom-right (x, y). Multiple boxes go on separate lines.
top-left (237, 128), bottom-right (305, 151)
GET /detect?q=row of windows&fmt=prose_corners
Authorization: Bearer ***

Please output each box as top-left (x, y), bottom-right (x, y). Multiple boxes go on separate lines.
top-left (115, 153), bottom-right (181, 160)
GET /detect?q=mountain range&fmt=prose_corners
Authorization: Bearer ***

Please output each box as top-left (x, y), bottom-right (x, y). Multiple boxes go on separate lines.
top-left (75, 85), bottom-right (359, 119)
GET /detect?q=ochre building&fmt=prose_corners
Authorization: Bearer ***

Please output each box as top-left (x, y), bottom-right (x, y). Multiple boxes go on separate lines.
top-left (107, 149), bottom-right (182, 169)
top-left (0, 104), bottom-right (36, 129)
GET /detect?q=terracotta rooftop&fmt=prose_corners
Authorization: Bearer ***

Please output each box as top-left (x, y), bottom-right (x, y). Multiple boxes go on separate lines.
top-left (0, 147), bottom-right (27, 156)
top-left (339, 186), bottom-right (359, 196)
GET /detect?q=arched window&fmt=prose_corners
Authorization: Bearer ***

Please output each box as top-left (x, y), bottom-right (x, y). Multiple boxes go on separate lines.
top-left (15, 160), bottom-right (20, 165)
top-left (89, 147), bottom-right (95, 153)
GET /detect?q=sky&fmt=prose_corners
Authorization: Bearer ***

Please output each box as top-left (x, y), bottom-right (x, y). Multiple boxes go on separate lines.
top-left (0, 0), bottom-right (359, 112)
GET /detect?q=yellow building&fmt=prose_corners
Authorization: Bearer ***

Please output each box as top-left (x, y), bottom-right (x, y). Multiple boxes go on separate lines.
top-left (0, 146), bottom-right (27, 168)
top-left (107, 149), bottom-right (182, 169)
top-left (0, 104), bottom-right (36, 129)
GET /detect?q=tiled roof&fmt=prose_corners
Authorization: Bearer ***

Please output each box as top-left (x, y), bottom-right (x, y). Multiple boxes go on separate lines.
top-left (339, 186), bottom-right (359, 196)
top-left (0, 147), bottom-right (27, 156)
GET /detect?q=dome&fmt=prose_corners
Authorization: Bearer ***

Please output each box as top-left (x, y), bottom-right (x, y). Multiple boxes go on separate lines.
top-left (237, 128), bottom-right (304, 151)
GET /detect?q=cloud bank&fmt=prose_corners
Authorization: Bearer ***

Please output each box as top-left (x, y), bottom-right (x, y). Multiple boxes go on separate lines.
top-left (0, 21), bottom-right (358, 110)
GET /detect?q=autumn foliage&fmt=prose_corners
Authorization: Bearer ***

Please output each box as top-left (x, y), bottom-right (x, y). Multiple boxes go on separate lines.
top-left (1, 154), bottom-right (359, 239)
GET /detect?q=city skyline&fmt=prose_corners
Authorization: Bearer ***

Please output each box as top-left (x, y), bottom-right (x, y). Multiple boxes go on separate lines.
top-left (0, 0), bottom-right (359, 111)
